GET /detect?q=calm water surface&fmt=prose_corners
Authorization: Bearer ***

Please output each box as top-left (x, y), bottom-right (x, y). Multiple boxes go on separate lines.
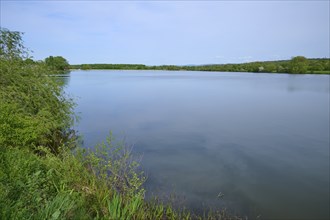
top-left (65, 70), bottom-right (329, 219)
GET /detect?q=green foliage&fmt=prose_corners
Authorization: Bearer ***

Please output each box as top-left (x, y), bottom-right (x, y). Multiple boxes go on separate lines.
top-left (45, 56), bottom-right (70, 71)
top-left (289, 56), bottom-right (308, 74)
top-left (83, 134), bottom-right (146, 199)
top-left (0, 146), bottom-right (87, 219)
top-left (0, 28), bottom-right (75, 153)
top-left (106, 193), bottom-right (144, 220)
top-left (71, 63), bottom-right (147, 70)
top-left (24, 58), bottom-right (35, 65)
top-left (81, 64), bottom-right (91, 70)
top-left (71, 58), bottom-right (330, 74)
top-left (2, 139), bottom-right (229, 220)
top-left (0, 28), bottom-right (28, 60)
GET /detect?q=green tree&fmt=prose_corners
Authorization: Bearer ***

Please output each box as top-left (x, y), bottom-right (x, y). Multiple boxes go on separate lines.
top-left (0, 28), bottom-right (28, 60)
top-left (289, 56), bottom-right (308, 74)
top-left (0, 28), bottom-right (74, 153)
top-left (24, 58), bottom-right (35, 65)
top-left (264, 63), bottom-right (276, 73)
top-left (45, 55), bottom-right (69, 71)
top-left (81, 64), bottom-right (91, 70)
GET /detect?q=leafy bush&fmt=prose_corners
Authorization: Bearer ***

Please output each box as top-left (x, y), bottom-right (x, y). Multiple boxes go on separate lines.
top-left (45, 56), bottom-right (70, 71)
top-left (0, 28), bottom-right (75, 153)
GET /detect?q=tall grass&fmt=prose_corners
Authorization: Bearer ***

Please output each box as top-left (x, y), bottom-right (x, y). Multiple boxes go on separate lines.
top-left (0, 138), bottom-right (242, 220)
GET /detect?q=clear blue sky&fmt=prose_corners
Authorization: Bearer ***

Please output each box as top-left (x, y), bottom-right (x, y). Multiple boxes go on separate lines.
top-left (1, 1), bottom-right (329, 65)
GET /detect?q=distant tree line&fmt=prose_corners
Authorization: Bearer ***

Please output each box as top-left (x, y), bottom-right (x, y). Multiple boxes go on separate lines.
top-left (70, 56), bottom-right (330, 74)
top-left (70, 63), bottom-right (147, 70)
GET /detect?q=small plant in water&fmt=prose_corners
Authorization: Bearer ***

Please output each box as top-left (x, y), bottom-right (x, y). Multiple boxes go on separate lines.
top-left (82, 132), bottom-right (146, 199)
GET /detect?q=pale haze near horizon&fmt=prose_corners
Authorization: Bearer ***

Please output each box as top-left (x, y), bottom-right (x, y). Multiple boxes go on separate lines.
top-left (1, 1), bottom-right (329, 65)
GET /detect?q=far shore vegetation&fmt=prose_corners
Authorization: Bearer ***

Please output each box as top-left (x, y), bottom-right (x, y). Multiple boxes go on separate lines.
top-left (1, 28), bottom-right (247, 219)
top-left (70, 57), bottom-right (330, 74)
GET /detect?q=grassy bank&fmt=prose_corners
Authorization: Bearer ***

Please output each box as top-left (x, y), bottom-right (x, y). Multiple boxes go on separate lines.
top-left (0, 140), bottom-right (177, 219)
top-left (0, 140), bottom-right (239, 220)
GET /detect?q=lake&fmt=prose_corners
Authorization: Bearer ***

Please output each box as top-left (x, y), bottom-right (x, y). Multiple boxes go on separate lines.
top-left (64, 70), bottom-right (329, 219)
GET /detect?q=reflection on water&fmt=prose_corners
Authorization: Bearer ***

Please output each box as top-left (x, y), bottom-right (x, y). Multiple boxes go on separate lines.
top-left (51, 73), bottom-right (71, 87)
top-left (65, 70), bottom-right (329, 219)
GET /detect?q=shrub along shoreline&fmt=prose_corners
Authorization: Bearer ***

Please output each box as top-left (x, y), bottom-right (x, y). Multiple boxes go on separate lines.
top-left (1, 28), bottom-right (242, 219)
